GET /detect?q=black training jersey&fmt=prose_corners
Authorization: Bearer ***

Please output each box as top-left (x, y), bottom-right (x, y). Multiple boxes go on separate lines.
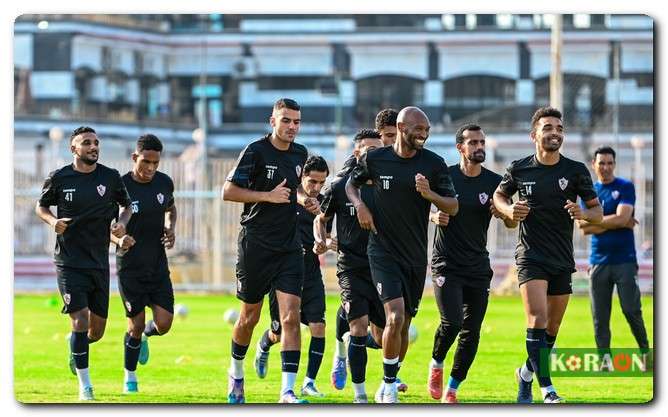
top-left (227, 134), bottom-right (308, 253)
top-left (351, 146), bottom-right (456, 267)
top-left (321, 173), bottom-right (374, 273)
top-left (38, 163), bottom-right (132, 270)
top-left (116, 171), bottom-right (175, 278)
top-left (432, 165), bottom-right (502, 284)
top-left (497, 154), bottom-right (598, 271)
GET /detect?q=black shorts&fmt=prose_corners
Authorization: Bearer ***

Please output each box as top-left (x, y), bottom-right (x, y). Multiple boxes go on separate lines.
top-left (368, 253), bottom-right (427, 318)
top-left (338, 268), bottom-right (386, 328)
top-left (268, 272), bottom-right (325, 335)
top-left (517, 262), bottom-right (573, 295)
top-left (235, 229), bottom-right (304, 304)
top-left (118, 271), bottom-right (175, 318)
top-left (56, 266), bottom-right (109, 318)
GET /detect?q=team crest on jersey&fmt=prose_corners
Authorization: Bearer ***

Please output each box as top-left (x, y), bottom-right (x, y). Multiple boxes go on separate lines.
top-left (435, 276), bottom-right (445, 287)
top-left (125, 301), bottom-right (132, 313)
top-left (96, 184), bottom-right (106, 196)
top-left (296, 165), bottom-right (302, 178)
top-left (63, 293), bottom-right (71, 305)
top-left (479, 192), bottom-right (489, 205)
top-left (558, 177), bottom-right (568, 191)
top-left (157, 193), bottom-right (164, 205)
top-left (271, 320), bottom-right (280, 332)
top-left (376, 282), bottom-right (383, 295)
top-left (612, 190), bottom-right (620, 200)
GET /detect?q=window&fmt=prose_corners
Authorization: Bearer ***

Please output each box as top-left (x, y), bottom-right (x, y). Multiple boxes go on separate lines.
top-left (356, 75), bottom-right (423, 126)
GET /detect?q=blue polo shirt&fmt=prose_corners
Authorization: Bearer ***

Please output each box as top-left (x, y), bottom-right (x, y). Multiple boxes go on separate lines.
top-left (590, 177), bottom-right (637, 265)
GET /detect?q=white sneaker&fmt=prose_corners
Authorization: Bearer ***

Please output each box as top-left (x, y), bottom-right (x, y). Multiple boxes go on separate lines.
top-left (374, 382), bottom-right (384, 403)
top-left (382, 383), bottom-right (399, 403)
top-left (79, 386), bottom-right (95, 401)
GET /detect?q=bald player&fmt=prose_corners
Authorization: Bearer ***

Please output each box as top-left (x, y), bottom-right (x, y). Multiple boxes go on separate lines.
top-left (346, 107), bottom-right (458, 403)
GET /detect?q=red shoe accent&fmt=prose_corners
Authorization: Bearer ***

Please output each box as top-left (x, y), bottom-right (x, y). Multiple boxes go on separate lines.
top-left (428, 367), bottom-right (443, 400)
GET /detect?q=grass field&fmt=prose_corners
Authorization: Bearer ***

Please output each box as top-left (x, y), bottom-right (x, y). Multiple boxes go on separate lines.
top-left (14, 293), bottom-right (653, 404)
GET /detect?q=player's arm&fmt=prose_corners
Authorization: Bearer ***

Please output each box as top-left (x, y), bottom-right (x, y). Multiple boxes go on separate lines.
top-left (313, 213), bottom-right (333, 254)
top-left (111, 205), bottom-right (132, 238)
top-left (429, 205), bottom-right (450, 227)
top-left (489, 199), bottom-right (518, 229)
top-left (345, 154), bottom-right (377, 234)
top-left (35, 204), bottom-right (72, 235)
top-left (222, 179), bottom-right (291, 204)
top-left (416, 168), bottom-right (458, 215)
top-left (35, 173), bottom-right (71, 234)
top-left (162, 203), bottom-right (177, 249)
top-left (577, 220), bottom-right (607, 235)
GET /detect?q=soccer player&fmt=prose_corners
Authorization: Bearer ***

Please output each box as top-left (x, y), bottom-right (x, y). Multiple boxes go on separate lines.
top-left (577, 146), bottom-right (649, 351)
top-left (315, 129), bottom-right (386, 403)
top-left (427, 124), bottom-right (517, 403)
top-left (493, 107), bottom-right (603, 403)
top-left (111, 134), bottom-right (177, 394)
top-left (254, 155), bottom-right (331, 398)
top-left (222, 98), bottom-right (310, 404)
top-left (346, 107), bottom-right (459, 403)
top-left (35, 126), bottom-right (132, 401)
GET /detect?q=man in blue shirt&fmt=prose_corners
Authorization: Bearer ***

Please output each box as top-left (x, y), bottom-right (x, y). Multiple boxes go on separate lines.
top-left (578, 146), bottom-right (649, 350)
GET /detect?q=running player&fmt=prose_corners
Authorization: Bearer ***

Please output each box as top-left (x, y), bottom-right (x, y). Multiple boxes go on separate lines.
top-left (426, 124), bottom-right (517, 403)
top-left (493, 107), bottom-right (602, 403)
top-left (254, 155), bottom-right (331, 399)
top-left (222, 98), bottom-right (310, 404)
top-left (112, 134), bottom-right (177, 394)
top-left (346, 107), bottom-right (459, 403)
top-left (36, 126), bottom-right (132, 401)
top-left (315, 129), bottom-right (386, 403)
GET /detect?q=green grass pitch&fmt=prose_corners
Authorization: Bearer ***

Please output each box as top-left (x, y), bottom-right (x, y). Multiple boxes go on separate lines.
top-left (14, 293), bottom-right (653, 403)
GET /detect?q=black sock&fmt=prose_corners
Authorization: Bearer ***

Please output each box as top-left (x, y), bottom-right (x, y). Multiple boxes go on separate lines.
top-left (526, 328), bottom-right (552, 388)
top-left (335, 306), bottom-right (349, 342)
top-left (348, 335), bottom-right (367, 384)
top-left (71, 331), bottom-right (89, 369)
top-left (306, 336), bottom-right (325, 380)
top-left (366, 331), bottom-right (381, 349)
top-left (124, 332), bottom-right (141, 371)
top-left (144, 320), bottom-right (161, 337)
top-left (231, 340), bottom-right (249, 361)
top-left (260, 329), bottom-right (277, 352)
top-left (281, 350), bottom-right (300, 373)
top-left (525, 332), bottom-right (556, 373)
top-left (383, 359), bottom-right (399, 384)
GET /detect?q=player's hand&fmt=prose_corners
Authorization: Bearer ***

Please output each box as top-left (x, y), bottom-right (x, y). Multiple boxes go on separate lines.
top-left (564, 199), bottom-right (584, 220)
top-left (415, 173), bottom-right (432, 198)
top-left (327, 237), bottom-right (338, 252)
top-left (303, 197), bottom-right (321, 215)
top-left (162, 227), bottom-right (176, 249)
top-left (119, 234), bottom-right (136, 250)
top-left (625, 217), bottom-right (639, 229)
top-left (53, 217), bottom-right (72, 234)
top-left (110, 221), bottom-right (126, 238)
top-left (313, 239), bottom-right (328, 255)
top-left (490, 202), bottom-right (504, 219)
top-left (355, 203), bottom-right (377, 234)
top-left (266, 179), bottom-right (291, 204)
top-left (511, 200), bottom-right (531, 221)
top-left (430, 210), bottom-right (450, 226)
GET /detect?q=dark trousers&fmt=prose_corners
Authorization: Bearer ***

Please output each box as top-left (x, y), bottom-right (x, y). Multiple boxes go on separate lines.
top-left (432, 276), bottom-right (489, 382)
top-left (589, 262), bottom-right (649, 349)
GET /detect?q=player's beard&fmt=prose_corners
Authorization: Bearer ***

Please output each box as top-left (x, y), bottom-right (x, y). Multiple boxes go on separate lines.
top-left (406, 134), bottom-right (426, 151)
top-left (77, 152), bottom-right (98, 166)
top-left (468, 150), bottom-right (486, 163)
top-left (541, 134), bottom-right (562, 152)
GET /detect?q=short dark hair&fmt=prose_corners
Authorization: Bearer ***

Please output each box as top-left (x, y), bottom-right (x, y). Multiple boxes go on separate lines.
top-left (70, 126), bottom-right (96, 143)
top-left (304, 155), bottom-right (329, 176)
top-left (354, 128), bottom-right (381, 142)
top-left (530, 107), bottom-right (562, 132)
top-left (593, 146), bottom-right (616, 161)
top-left (136, 134), bottom-right (163, 153)
top-left (375, 108), bottom-right (398, 131)
top-left (455, 123), bottom-right (483, 144)
top-left (274, 98), bottom-right (300, 112)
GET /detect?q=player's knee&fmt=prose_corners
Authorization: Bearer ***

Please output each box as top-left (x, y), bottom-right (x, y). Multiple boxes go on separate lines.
top-left (88, 328), bottom-right (105, 342)
top-left (238, 308), bottom-right (262, 329)
top-left (280, 311), bottom-right (300, 330)
top-left (309, 322), bottom-right (325, 337)
top-left (386, 310), bottom-right (405, 330)
top-left (155, 318), bottom-right (173, 335)
top-left (128, 321), bottom-right (145, 337)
